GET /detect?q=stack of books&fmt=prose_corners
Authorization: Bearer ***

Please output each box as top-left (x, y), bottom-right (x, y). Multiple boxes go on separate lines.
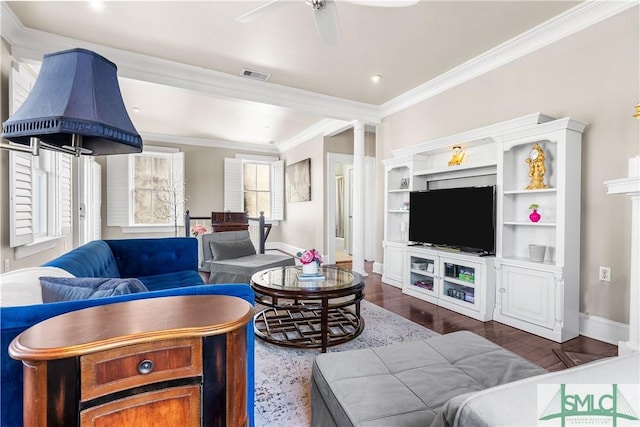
top-left (298, 273), bottom-right (325, 281)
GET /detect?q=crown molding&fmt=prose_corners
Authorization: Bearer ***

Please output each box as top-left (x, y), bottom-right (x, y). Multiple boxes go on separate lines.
top-left (276, 118), bottom-right (352, 153)
top-left (381, 0), bottom-right (638, 117)
top-left (140, 132), bottom-right (280, 154)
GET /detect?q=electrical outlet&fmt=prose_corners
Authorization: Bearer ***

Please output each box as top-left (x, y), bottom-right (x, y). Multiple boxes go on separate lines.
top-left (599, 266), bottom-right (611, 282)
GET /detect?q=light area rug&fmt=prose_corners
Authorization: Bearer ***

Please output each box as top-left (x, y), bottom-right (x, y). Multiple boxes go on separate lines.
top-left (253, 300), bottom-right (439, 427)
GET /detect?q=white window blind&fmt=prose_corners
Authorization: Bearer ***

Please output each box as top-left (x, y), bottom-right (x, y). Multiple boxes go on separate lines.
top-left (58, 153), bottom-right (72, 234)
top-left (106, 155), bottom-right (130, 226)
top-left (271, 160), bottom-right (284, 221)
top-left (224, 158), bottom-right (243, 212)
top-left (9, 62), bottom-right (34, 247)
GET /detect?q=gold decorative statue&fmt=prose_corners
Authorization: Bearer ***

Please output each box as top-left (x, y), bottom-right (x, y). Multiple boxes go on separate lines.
top-left (448, 146), bottom-right (465, 166)
top-left (526, 143), bottom-right (549, 190)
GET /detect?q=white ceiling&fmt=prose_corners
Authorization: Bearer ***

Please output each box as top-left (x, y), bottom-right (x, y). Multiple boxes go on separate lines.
top-left (3, 0), bottom-right (583, 152)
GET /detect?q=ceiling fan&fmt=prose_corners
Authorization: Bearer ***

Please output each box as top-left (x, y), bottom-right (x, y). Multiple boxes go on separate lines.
top-left (236, 0), bottom-right (420, 47)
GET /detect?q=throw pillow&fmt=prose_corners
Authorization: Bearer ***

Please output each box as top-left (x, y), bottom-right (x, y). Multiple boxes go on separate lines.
top-left (0, 266), bottom-right (74, 307)
top-left (209, 239), bottom-right (256, 261)
top-left (40, 277), bottom-right (149, 303)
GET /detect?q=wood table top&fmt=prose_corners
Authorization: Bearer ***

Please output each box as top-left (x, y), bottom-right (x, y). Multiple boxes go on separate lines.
top-left (9, 295), bottom-right (253, 361)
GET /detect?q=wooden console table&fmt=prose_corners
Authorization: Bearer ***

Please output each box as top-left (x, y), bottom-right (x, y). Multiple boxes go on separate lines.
top-left (9, 295), bottom-right (253, 427)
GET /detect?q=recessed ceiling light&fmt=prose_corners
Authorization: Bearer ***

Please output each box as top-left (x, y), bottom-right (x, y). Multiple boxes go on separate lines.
top-left (132, 107), bottom-right (141, 113)
top-left (370, 75), bottom-right (382, 83)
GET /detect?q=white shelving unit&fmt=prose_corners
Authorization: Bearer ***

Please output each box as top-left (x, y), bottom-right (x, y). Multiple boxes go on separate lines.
top-left (494, 118), bottom-right (586, 342)
top-left (380, 114), bottom-right (585, 339)
top-left (382, 156), bottom-right (428, 287)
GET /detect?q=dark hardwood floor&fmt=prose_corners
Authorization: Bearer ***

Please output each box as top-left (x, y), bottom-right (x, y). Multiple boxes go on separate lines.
top-left (359, 262), bottom-right (618, 372)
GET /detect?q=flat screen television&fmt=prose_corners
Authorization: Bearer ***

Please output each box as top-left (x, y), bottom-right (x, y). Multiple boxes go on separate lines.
top-left (409, 186), bottom-right (496, 254)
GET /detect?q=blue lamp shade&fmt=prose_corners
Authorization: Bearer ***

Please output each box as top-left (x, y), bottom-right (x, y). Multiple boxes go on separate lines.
top-left (2, 48), bottom-right (142, 155)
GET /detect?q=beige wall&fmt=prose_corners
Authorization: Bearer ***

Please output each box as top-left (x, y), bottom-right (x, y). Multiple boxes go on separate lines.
top-left (377, 8), bottom-right (639, 324)
top-left (278, 134), bottom-right (325, 251)
top-left (100, 141), bottom-right (275, 240)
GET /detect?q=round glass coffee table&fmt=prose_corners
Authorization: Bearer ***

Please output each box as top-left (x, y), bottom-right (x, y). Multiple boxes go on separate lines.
top-left (250, 266), bottom-right (365, 352)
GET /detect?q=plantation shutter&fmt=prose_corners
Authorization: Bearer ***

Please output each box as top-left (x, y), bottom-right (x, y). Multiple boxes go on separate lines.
top-left (78, 157), bottom-right (102, 244)
top-left (224, 158), bottom-right (243, 212)
top-left (271, 160), bottom-right (284, 221)
top-left (106, 155), bottom-right (130, 226)
top-left (92, 160), bottom-right (102, 240)
top-left (9, 62), bottom-right (35, 247)
top-left (58, 153), bottom-right (73, 234)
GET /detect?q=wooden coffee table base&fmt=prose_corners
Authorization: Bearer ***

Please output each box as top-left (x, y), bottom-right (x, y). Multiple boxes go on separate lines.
top-left (254, 303), bottom-right (364, 352)
top-left (251, 266), bottom-right (366, 352)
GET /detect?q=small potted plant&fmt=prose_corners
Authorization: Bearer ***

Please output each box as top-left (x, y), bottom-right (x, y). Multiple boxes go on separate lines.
top-left (528, 204), bottom-right (541, 223)
top-left (297, 248), bottom-right (323, 275)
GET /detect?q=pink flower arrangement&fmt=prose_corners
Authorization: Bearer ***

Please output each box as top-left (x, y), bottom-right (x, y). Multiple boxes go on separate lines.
top-left (297, 248), bottom-right (323, 265)
top-left (190, 224), bottom-right (207, 237)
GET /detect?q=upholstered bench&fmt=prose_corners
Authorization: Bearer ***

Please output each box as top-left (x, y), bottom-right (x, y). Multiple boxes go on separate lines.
top-left (310, 331), bottom-right (547, 427)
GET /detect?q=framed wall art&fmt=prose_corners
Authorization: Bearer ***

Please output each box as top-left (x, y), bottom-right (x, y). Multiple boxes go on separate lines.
top-left (286, 158), bottom-right (311, 202)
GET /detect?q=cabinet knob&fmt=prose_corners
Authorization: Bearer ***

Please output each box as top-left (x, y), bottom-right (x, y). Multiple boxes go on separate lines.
top-left (499, 288), bottom-right (506, 293)
top-left (138, 359), bottom-right (154, 375)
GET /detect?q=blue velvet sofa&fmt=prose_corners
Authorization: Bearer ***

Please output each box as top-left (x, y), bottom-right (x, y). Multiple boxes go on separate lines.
top-left (0, 237), bottom-right (256, 427)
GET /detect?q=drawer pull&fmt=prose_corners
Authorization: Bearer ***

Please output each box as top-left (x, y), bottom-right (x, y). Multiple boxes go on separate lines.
top-left (137, 359), bottom-right (154, 375)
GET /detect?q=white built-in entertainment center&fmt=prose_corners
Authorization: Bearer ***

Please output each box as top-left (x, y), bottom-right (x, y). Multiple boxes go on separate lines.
top-left (382, 113), bottom-right (586, 342)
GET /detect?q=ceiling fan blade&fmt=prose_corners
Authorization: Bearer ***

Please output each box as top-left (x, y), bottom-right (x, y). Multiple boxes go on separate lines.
top-left (346, 0), bottom-right (419, 6)
top-left (236, 0), bottom-right (287, 23)
top-left (314, 0), bottom-right (340, 47)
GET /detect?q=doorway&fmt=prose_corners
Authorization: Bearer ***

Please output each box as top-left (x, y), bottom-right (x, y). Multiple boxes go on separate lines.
top-left (334, 164), bottom-right (353, 263)
top-left (326, 153), bottom-right (375, 265)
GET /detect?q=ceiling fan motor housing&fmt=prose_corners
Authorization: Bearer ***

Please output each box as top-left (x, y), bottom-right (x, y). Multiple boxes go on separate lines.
top-left (307, 0), bottom-right (328, 11)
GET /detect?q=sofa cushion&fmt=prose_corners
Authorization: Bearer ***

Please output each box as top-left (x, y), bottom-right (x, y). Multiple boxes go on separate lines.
top-left (43, 240), bottom-right (121, 278)
top-left (210, 239), bottom-right (256, 261)
top-left (201, 231), bottom-right (253, 263)
top-left (206, 254), bottom-right (296, 284)
top-left (40, 277), bottom-right (149, 302)
top-left (105, 238), bottom-right (199, 278)
top-left (137, 270), bottom-right (205, 291)
top-left (0, 267), bottom-right (75, 307)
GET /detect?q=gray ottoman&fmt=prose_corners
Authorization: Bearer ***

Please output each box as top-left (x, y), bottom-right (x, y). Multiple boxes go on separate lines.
top-left (311, 331), bottom-right (546, 427)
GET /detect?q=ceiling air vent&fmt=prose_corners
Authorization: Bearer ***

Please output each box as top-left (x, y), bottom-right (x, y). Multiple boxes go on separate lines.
top-left (240, 68), bottom-right (271, 82)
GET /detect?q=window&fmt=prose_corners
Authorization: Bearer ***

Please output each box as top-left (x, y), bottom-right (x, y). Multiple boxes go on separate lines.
top-left (9, 62), bottom-right (72, 256)
top-left (133, 153), bottom-right (173, 225)
top-left (107, 146), bottom-right (185, 232)
top-left (224, 156), bottom-right (283, 221)
top-left (243, 162), bottom-right (271, 218)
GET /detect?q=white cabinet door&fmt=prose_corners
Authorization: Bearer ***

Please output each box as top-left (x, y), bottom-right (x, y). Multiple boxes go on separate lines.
top-left (498, 266), bottom-right (556, 329)
top-left (382, 243), bottom-right (405, 287)
top-left (439, 257), bottom-right (481, 312)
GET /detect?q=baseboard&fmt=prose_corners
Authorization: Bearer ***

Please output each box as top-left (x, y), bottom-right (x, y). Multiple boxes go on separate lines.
top-left (579, 312), bottom-right (628, 345)
top-left (372, 262), bottom-right (384, 275)
top-left (265, 241), bottom-right (302, 261)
